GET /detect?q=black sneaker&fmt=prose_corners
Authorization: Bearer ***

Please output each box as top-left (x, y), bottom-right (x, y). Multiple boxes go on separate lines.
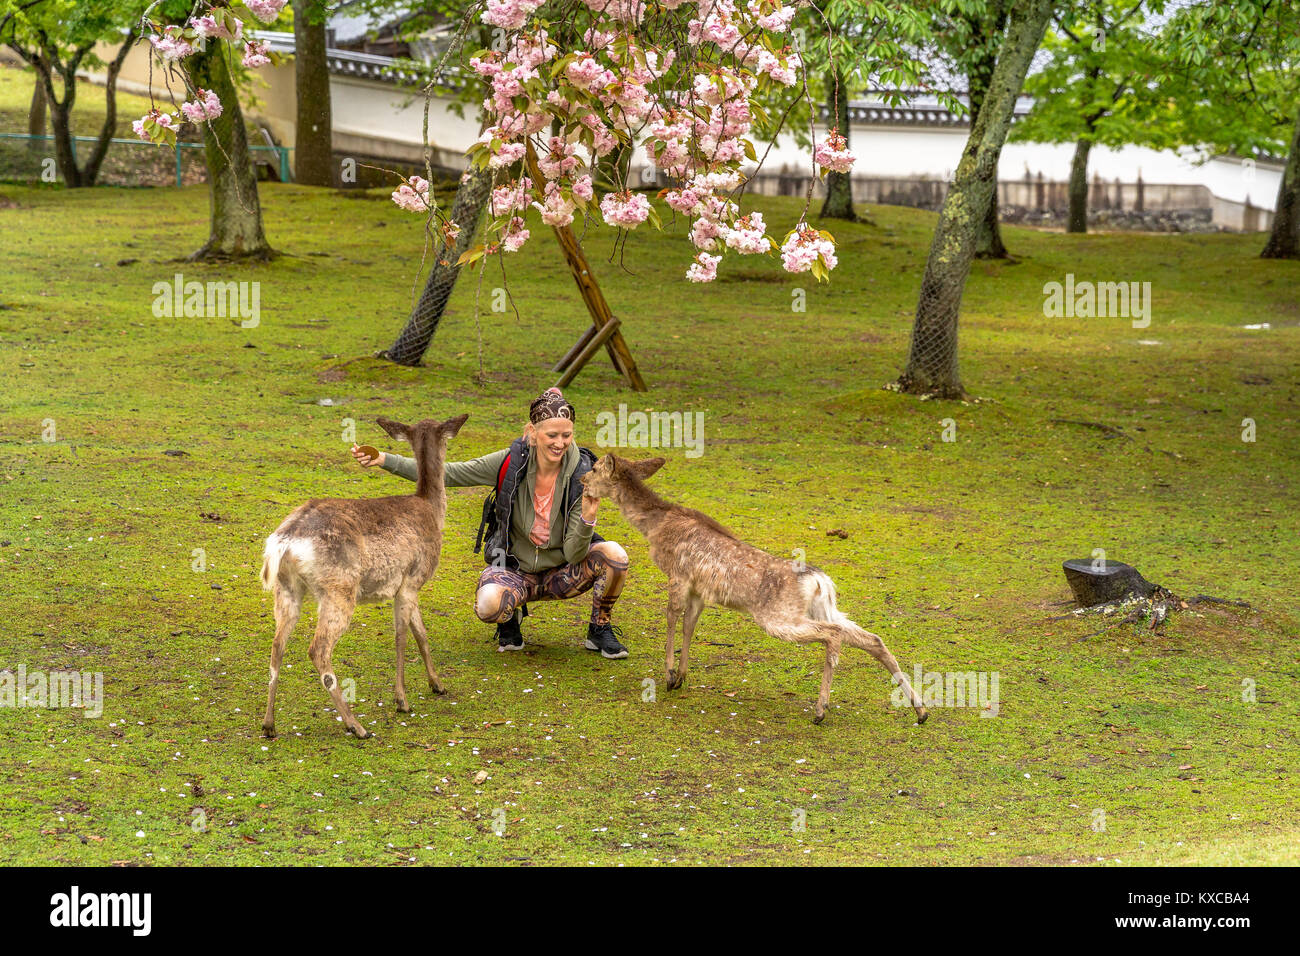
top-left (496, 610), bottom-right (524, 652)
top-left (585, 622), bottom-right (629, 659)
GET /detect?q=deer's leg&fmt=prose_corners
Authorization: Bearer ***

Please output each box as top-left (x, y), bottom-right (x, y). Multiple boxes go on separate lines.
top-left (664, 580), bottom-right (685, 690)
top-left (403, 595), bottom-right (445, 695)
top-left (815, 640), bottom-right (841, 725)
top-left (392, 591), bottom-right (411, 713)
top-left (842, 623), bottom-right (928, 724)
top-left (262, 580), bottom-right (303, 738)
top-left (308, 593), bottom-right (367, 738)
top-left (675, 590), bottom-right (705, 691)
top-left (754, 613), bottom-right (842, 724)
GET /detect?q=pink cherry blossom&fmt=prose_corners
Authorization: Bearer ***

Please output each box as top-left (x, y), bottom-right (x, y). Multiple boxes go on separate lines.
top-left (392, 176), bottom-right (431, 213)
top-left (565, 54), bottom-right (615, 92)
top-left (749, 1), bottom-right (796, 32)
top-left (533, 181), bottom-right (577, 226)
top-left (191, 15), bottom-right (242, 42)
top-left (491, 177), bottom-right (534, 217)
top-left (780, 225), bottom-right (839, 274)
top-left (665, 187), bottom-right (702, 215)
top-left (724, 212), bottom-right (771, 254)
top-left (690, 216), bottom-right (725, 251)
top-left (180, 89), bottom-right (223, 124)
top-left (813, 127), bottom-right (856, 173)
top-left (599, 191), bottom-right (651, 228)
top-left (537, 137), bottom-right (579, 179)
top-left (686, 253), bottom-right (720, 282)
top-left (242, 40), bottom-right (271, 69)
top-left (150, 27), bottom-right (194, 61)
top-left (481, 0), bottom-right (544, 31)
top-left (243, 0), bottom-right (289, 24)
top-left (502, 216), bottom-right (530, 252)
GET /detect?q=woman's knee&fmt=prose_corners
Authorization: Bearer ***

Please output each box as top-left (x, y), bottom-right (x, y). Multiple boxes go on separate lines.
top-left (591, 540), bottom-right (629, 568)
top-left (475, 584), bottom-right (516, 623)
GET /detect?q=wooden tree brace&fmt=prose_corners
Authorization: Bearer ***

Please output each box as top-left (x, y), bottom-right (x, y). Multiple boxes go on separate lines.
top-left (525, 141), bottom-right (648, 391)
top-left (556, 319), bottom-right (621, 389)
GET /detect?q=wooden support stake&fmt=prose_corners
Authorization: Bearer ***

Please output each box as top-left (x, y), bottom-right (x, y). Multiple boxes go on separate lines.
top-left (553, 323), bottom-right (599, 373)
top-left (556, 318), bottom-right (620, 389)
top-left (525, 141), bottom-right (648, 391)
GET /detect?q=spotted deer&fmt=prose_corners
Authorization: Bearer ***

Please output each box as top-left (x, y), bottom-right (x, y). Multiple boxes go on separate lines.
top-left (581, 454), bottom-right (928, 725)
top-left (258, 414), bottom-right (467, 738)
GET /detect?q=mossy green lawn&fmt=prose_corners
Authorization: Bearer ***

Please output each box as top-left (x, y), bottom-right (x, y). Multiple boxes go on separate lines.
top-left (2, 67), bottom-right (1298, 867)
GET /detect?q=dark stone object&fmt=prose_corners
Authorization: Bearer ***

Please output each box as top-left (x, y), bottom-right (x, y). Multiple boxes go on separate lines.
top-left (1063, 559), bottom-right (1158, 608)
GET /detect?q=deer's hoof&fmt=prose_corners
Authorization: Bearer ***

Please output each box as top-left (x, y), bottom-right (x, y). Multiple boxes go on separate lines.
top-left (916, 708), bottom-right (929, 725)
top-left (349, 725), bottom-right (371, 740)
top-left (262, 723), bottom-right (276, 738)
top-left (396, 700), bottom-right (411, 714)
top-left (812, 711), bottom-right (826, 725)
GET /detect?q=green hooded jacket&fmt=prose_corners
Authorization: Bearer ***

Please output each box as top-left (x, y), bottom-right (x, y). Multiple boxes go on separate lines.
top-left (380, 443), bottom-right (596, 573)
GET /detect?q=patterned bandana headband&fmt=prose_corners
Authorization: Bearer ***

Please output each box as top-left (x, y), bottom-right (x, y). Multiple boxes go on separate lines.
top-left (529, 386), bottom-right (575, 424)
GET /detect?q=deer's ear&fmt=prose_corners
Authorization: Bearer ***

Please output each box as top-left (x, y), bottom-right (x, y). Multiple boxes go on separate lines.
top-left (629, 457), bottom-right (666, 481)
top-left (377, 417), bottom-right (411, 444)
top-left (443, 413), bottom-right (469, 438)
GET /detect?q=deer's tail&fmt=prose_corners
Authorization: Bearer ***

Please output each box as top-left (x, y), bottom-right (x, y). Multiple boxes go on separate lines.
top-left (260, 533), bottom-right (290, 591)
top-left (803, 568), bottom-right (875, 649)
top-left (804, 568), bottom-right (848, 624)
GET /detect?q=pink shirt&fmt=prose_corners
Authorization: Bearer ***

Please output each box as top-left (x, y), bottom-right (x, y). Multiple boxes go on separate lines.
top-left (529, 477), bottom-right (555, 547)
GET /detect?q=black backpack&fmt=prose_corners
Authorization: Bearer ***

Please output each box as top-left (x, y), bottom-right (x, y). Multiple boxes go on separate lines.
top-left (474, 437), bottom-right (603, 570)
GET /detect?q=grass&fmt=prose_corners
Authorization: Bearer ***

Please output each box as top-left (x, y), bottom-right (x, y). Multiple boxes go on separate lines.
top-left (2, 63), bottom-right (1299, 867)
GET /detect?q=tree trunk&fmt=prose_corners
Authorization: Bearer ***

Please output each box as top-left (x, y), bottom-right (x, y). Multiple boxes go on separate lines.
top-left (1063, 559), bottom-right (1157, 608)
top-left (973, 179), bottom-right (1007, 257)
top-left (79, 32), bottom-right (136, 187)
top-left (379, 164), bottom-right (494, 365)
top-left (1067, 136), bottom-right (1093, 233)
top-left (185, 44), bottom-right (274, 260)
top-left (1261, 103), bottom-right (1300, 260)
top-left (39, 60), bottom-right (82, 187)
top-left (293, 0), bottom-right (333, 186)
top-left (27, 73), bottom-right (46, 153)
top-left (969, 4), bottom-right (1010, 259)
top-left (897, 0), bottom-right (1052, 398)
top-left (819, 68), bottom-right (857, 221)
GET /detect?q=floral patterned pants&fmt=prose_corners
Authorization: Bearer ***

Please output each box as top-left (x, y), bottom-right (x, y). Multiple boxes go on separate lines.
top-left (473, 540), bottom-right (629, 626)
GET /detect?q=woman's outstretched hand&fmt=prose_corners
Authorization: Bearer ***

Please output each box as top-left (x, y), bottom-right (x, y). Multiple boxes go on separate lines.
top-left (351, 445), bottom-right (385, 468)
top-left (581, 492), bottom-right (600, 525)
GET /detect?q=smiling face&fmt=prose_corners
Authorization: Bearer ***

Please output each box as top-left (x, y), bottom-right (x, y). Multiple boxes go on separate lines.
top-left (530, 416), bottom-right (574, 467)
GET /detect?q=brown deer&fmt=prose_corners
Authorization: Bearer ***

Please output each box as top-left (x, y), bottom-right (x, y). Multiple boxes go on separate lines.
top-left (259, 414), bottom-right (467, 739)
top-left (581, 454), bottom-right (928, 725)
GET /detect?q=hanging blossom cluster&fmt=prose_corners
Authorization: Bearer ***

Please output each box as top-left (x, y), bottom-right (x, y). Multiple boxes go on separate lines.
top-left (133, 1), bottom-right (285, 145)
top-left (812, 126), bottom-right (854, 174)
top-left (445, 0), bottom-right (851, 281)
top-left (392, 175), bottom-right (432, 213)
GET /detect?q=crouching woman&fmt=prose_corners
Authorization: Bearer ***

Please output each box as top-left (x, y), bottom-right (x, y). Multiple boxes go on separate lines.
top-left (354, 387), bottom-right (632, 658)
